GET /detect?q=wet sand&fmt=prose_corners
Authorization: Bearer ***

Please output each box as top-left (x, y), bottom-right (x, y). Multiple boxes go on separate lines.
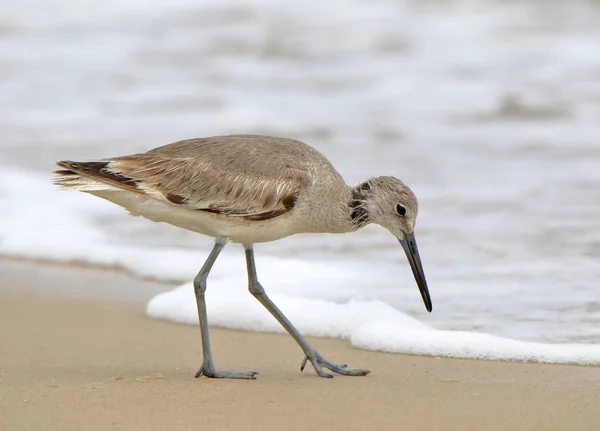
top-left (1, 260), bottom-right (599, 431)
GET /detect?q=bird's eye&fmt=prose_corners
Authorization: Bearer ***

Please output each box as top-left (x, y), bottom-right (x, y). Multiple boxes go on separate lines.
top-left (360, 182), bottom-right (371, 191)
top-left (395, 204), bottom-right (406, 216)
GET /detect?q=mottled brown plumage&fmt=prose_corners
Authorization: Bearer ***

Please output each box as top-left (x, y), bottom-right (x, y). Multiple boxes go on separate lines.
top-left (55, 135), bottom-right (326, 221)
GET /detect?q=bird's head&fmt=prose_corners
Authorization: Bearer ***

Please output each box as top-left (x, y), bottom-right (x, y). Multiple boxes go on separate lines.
top-left (352, 176), bottom-right (432, 312)
top-left (361, 176), bottom-right (418, 236)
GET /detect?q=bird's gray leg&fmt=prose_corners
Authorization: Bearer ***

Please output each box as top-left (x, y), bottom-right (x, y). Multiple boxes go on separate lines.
top-left (244, 245), bottom-right (369, 378)
top-left (194, 237), bottom-right (258, 380)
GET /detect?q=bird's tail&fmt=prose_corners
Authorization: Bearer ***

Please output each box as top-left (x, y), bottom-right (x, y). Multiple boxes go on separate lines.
top-left (53, 161), bottom-right (127, 192)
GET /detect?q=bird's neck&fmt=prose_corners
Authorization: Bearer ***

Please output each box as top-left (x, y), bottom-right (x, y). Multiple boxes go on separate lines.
top-left (348, 184), bottom-right (370, 230)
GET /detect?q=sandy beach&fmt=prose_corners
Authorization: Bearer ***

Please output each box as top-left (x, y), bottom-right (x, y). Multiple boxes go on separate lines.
top-left (1, 259), bottom-right (599, 431)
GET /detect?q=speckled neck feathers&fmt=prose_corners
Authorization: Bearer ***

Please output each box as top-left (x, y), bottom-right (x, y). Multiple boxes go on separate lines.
top-left (349, 184), bottom-right (370, 228)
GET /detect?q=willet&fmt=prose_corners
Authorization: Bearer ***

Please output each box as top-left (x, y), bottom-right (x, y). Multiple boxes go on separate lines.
top-left (53, 134), bottom-right (432, 379)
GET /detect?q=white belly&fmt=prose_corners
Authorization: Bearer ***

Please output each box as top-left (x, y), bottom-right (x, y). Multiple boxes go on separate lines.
top-left (90, 189), bottom-right (299, 244)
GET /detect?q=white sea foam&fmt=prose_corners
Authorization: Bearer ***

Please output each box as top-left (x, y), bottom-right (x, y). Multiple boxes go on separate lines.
top-left (147, 282), bottom-right (600, 365)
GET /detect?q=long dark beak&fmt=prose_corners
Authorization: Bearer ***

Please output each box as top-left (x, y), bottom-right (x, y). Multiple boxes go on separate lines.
top-left (399, 232), bottom-right (432, 312)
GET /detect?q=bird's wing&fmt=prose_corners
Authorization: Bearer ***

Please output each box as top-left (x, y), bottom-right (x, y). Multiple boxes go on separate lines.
top-left (56, 136), bottom-right (313, 221)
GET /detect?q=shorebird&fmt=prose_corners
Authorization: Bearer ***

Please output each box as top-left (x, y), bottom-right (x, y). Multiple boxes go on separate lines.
top-left (53, 134), bottom-right (432, 379)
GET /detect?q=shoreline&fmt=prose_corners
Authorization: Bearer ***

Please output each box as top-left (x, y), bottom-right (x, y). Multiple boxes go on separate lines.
top-left (1, 259), bottom-right (599, 430)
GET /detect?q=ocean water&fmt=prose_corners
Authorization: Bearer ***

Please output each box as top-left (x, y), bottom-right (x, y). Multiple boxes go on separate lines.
top-left (2, 0), bottom-right (600, 362)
